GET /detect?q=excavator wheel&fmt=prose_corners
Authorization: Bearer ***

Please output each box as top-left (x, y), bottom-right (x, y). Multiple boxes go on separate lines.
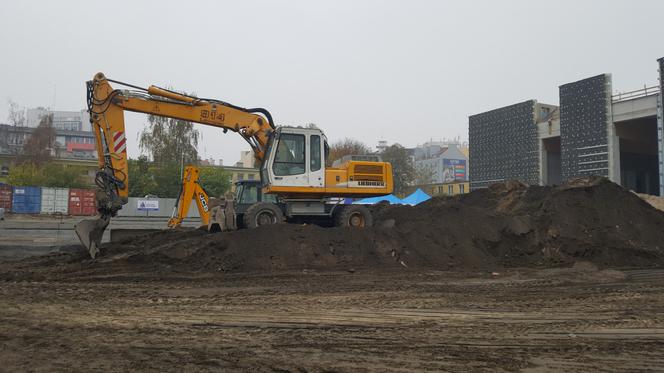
top-left (244, 202), bottom-right (283, 229)
top-left (334, 205), bottom-right (373, 228)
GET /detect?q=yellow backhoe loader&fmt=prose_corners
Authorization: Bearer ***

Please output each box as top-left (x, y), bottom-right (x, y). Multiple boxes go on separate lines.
top-left (75, 73), bottom-right (393, 258)
top-left (167, 165), bottom-right (223, 232)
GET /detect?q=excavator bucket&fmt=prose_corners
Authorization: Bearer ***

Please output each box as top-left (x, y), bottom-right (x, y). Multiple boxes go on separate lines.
top-left (75, 215), bottom-right (110, 259)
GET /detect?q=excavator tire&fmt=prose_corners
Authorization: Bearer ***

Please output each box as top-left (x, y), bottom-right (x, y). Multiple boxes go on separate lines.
top-left (334, 205), bottom-right (373, 228)
top-left (244, 202), bottom-right (283, 229)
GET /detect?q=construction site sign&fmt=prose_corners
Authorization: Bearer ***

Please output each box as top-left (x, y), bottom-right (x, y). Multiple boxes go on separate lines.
top-left (137, 199), bottom-right (159, 211)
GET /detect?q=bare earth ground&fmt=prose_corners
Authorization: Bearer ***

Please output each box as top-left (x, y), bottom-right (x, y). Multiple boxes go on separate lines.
top-left (1, 264), bottom-right (663, 372)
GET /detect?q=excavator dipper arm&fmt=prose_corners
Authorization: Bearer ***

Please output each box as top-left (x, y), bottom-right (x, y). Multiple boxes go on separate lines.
top-left (76, 73), bottom-right (274, 258)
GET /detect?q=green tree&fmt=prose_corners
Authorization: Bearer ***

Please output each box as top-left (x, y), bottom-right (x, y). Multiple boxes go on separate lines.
top-left (381, 144), bottom-right (415, 196)
top-left (127, 160), bottom-right (181, 198)
top-left (150, 163), bottom-right (182, 198)
top-left (42, 164), bottom-right (87, 188)
top-left (7, 163), bottom-right (87, 188)
top-left (127, 157), bottom-right (157, 197)
top-left (327, 137), bottom-right (371, 166)
top-left (139, 92), bottom-right (200, 166)
top-left (6, 163), bottom-right (45, 186)
top-left (199, 167), bottom-right (232, 198)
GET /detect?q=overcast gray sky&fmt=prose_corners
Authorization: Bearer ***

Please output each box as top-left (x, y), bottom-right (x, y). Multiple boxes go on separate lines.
top-left (1, 0), bottom-right (662, 165)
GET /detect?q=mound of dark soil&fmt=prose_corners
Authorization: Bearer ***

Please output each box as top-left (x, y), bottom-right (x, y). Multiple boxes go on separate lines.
top-left (2, 177), bottom-right (664, 279)
top-left (379, 177), bottom-right (664, 269)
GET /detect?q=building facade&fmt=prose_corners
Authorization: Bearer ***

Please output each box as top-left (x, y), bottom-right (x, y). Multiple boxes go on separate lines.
top-left (204, 165), bottom-right (260, 193)
top-left (413, 141), bottom-right (469, 184)
top-left (26, 108), bottom-right (91, 131)
top-left (469, 57), bottom-right (664, 196)
top-left (0, 108), bottom-right (97, 183)
top-left (0, 123), bottom-right (97, 161)
top-left (406, 181), bottom-right (470, 197)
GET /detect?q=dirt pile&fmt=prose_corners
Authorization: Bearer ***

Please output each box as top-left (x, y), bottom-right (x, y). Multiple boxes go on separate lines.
top-left (638, 193), bottom-right (664, 212)
top-left (3, 177), bottom-right (664, 279)
top-left (378, 177), bottom-right (664, 269)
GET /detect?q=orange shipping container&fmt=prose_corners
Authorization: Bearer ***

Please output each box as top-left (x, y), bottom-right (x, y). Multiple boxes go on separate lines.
top-left (69, 189), bottom-right (97, 216)
top-left (0, 184), bottom-right (11, 211)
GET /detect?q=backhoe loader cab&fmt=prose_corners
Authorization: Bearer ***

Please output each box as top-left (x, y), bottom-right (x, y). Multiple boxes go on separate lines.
top-left (233, 180), bottom-right (277, 228)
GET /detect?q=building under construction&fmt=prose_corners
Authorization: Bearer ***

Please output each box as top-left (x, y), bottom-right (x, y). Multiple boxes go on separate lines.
top-left (469, 57), bottom-right (664, 196)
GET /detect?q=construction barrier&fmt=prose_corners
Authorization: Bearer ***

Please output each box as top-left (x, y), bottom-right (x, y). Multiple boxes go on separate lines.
top-left (117, 197), bottom-right (200, 218)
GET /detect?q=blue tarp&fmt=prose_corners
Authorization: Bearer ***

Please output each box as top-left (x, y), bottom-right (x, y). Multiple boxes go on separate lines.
top-left (401, 188), bottom-right (431, 206)
top-left (353, 194), bottom-right (404, 205)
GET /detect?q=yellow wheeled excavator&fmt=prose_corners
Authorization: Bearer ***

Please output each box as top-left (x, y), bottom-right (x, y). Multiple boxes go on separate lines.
top-left (75, 73), bottom-right (393, 258)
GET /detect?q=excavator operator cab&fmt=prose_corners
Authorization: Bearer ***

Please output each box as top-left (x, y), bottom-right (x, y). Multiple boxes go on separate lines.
top-left (262, 127), bottom-right (328, 190)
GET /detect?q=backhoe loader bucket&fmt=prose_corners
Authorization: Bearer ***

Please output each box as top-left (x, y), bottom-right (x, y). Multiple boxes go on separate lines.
top-left (208, 200), bottom-right (237, 233)
top-left (208, 206), bottom-right (224, 233)
top-left (75, 215), bottom-right (110, 259)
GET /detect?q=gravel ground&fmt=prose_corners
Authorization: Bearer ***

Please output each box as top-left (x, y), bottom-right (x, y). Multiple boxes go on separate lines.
top-left (1, 264), bottom-right (663, 372)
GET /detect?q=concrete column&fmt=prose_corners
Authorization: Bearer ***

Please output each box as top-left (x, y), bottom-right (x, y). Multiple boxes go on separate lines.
top-left (658, 58), bottom-right (663, 196)
top-left (606, 75), bottom-right (621, 184)
top-left (658, 93), bottom-right (663, 196)
top-left (539, 138), bottom-right (546, 186)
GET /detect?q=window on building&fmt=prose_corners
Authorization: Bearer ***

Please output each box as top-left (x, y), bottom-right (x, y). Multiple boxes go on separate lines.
top-left (459, 184), bottom-right (465, 194)
top-left (438, 186), bottom-right (443, 195)
top-left (310, 135), bottom-right (321, 171)
top-left (238, 173), bottom-right (244, 181)
top-left (248, 174), bottom-right (255, 180)
top-left (273, 133), bottom-right (306, 176)
top-left (448, 185), bottom-right (454, 195)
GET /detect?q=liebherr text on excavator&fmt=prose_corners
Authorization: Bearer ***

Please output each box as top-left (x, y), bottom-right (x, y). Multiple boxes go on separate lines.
top-left (76, 73), bottom-right (393, 258)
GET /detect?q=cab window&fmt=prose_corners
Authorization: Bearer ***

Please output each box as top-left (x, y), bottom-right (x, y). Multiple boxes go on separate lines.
top-left (239, 184), bottom-right (259, 204)
top-left (273, 134), bottom-right (305, 176)
top-left (310, 135), bottom-right (321, 172)
top-left (234, 184), bottom-right (244, 201)
top-left (263, 193), bottom-right (278, 203)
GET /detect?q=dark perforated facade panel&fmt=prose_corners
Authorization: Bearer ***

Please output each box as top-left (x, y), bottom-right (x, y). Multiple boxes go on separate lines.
top-left (660, 58), bottom-right (664, 98)
top-left (469, 101), bottom-right (539, 190)
top-left (559, 74), bottom-right (610, 181)
top-left (659, 58), bottom-right (664, 196)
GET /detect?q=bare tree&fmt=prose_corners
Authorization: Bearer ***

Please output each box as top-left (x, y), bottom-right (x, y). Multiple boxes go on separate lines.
top-left (20, 114), bottom-right (55, 166)
top-left (7, 99), bottom-right (25, 126)
top-left (415, 163), bottom-right (436, 185)
top-left (381, 144), bottom-right (416, 195)
top-left (327, 137), bottom-right (372, 166)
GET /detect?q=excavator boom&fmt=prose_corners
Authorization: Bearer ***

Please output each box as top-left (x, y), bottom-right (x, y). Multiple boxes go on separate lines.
top-left (77, 73), bottom-right (274, 258)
